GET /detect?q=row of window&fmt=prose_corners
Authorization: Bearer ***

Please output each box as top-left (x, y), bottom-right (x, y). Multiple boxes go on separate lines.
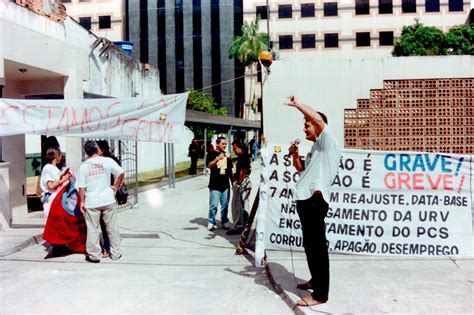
top-left (256, 0), bottom-right (464, 19)
top-left (79, 15), bottom-right (112, 30)
top-left (62, 0), bottom-right (109, 3)
top-left (278, 31), bottom-right (395, 49)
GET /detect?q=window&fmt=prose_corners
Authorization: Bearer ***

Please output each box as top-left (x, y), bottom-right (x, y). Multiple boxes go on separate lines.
top-left (448, 0), bottom-right (463, 12)
top-left (323, 2), bottom-right (338, 16)
top-left (379, 31), bottom-right (394, 46)
top-left (324, 33), bottom-right (338, 48)
top-left (301, 3), bottom-right (315, 17)
top-left (98, 15), bottom-right (111, 29)
top-left (356, 32), bottom-right (371, 47)
top-left (425, 0), bottom-right (440, 12)
top-left (279, 35), bottom-right (293, 49)
top-left (278, 5), bottom-right (292, 19)
top-left (301, 34), bottom-right (316, 49)
top-left (378, 0), bottom-right (393, 14)
top-left (402, 0), bottom-right (416, 13)
top-left (61, 0), bottom-right (71, 3)
top-left (79, 17), bottom-right (91, 30)
top-left (355, 0), bottom-right (370, 15)
top-left (256, 5), bottom-right (268, 19)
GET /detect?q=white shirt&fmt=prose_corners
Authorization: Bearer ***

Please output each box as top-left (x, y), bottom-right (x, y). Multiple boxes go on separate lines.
top-left (76, 156), bottom-right (124, 208)
top-left (40, 164), bottom-right (61, 194)
top-left (295, 126), bottom-right (341, 203)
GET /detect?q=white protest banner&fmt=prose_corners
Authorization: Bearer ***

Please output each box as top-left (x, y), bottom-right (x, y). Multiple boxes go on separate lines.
top-left (256, 144), bottom-right (473, 262)
top-left (0, 93), bottom-right (188, 143)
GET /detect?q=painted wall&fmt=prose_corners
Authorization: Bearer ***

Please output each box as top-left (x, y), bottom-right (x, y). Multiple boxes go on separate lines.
top-left (262, 56), bottom-right (474, 146)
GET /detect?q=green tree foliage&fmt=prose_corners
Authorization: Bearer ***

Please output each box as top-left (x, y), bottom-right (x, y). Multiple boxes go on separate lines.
top-left (393, 20), bottom-right (474, 56)
top-left (444, 24), bottom-right (474, 55)
top-left (186, 90), bottom-right (227, 141)
top-left (228, 17), bottom-right (268, 116)
top-left (187, 90), bottom-right (228, 116)
top-left (228, 17), bottom-right (268, 68)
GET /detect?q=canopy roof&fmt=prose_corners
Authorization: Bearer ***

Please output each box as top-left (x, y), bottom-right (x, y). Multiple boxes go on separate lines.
top-left (185, 109), bottom-right (261, 131)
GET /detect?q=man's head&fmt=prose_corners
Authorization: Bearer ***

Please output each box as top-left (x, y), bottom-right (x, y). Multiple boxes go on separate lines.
top-left (231, 140), bottom-right (245, 155)
top-left (303, 112), bottom-right (327, 142)
top-left (216, 136), bottom-right (227, 153)
top-left (84, 140), bottom-right (100, 157)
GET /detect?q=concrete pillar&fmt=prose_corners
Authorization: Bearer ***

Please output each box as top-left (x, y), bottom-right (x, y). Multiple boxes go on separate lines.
top-left (63, 70), bottom-right (83, 172)
top-left (0, 162), bottom-right (11, 230)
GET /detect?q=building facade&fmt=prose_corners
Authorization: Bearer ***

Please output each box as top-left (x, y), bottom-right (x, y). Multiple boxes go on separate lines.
top-left (244, 0), bottom-right (471, 59)
top-left (0, 0), bottom-right (164, 229)
top-left (62, 0), bottom-right (125, 41)
top-left (126, 0), bottom-right (245, 117)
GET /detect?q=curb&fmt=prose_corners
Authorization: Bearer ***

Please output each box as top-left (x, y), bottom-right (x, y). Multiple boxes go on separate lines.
top-left (0, 233), bottom-right (43, 258)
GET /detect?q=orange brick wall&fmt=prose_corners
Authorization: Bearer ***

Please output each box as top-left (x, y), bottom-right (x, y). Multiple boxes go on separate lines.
top-left (344, 78), bottom-right (474, 154)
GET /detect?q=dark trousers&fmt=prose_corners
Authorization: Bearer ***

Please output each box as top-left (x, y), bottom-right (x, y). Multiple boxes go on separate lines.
top-left (296, 193), bottom-right (329, 302)
top-left (189, 156), bottom-right (198, 175)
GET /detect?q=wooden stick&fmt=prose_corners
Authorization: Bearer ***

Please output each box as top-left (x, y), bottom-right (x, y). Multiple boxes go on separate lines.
top-left (235, 187), bottom-right (260, 255)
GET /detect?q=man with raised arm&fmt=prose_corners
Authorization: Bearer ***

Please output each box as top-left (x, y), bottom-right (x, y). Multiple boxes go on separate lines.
top-left (287, 96), bottom-right (341, 307)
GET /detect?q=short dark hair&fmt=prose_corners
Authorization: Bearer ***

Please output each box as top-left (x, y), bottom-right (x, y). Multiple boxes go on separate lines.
top-left (231, 140), bottom-right (245, 149)
top-left (318, 111), bottom-right (328, 124)
top-left (216, 136), bottom-right (226, 144)
top-left (305, 112), bottom-right (328, 125)
top-left (84, 140), bottom-right (99, 156)
top-left (45, 147), bottom-right (61, 164)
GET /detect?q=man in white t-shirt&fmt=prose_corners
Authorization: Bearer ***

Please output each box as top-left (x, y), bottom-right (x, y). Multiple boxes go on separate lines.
top-left (76, 140), bottom-right (125, 263)
top-left (287, 96), bottom-right (341, 307)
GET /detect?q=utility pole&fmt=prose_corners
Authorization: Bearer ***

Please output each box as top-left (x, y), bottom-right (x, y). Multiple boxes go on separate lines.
top-left (266, 0), bottom-right (270, 48)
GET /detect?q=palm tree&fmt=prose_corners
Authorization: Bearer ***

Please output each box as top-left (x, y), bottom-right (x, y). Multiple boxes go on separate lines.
top-left (228, 17), bottom-right (268, 118)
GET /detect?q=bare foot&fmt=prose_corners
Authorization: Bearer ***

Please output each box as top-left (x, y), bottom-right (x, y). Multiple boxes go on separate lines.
top-left (297, 295), bottom-right (326, 307)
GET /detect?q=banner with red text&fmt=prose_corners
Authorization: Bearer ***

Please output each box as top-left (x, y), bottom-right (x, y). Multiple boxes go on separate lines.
top-left (256, 145), bottom-right (473, 258)
top-left (0, 93), bottom-right (188, 142)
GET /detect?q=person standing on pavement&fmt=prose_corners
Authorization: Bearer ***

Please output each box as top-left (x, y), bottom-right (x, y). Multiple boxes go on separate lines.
top-left (76, 140), bottom-right (125, 263)
top-left (188, 137), bottom-right (201, 175)
top-left (249, 137), bottom-right (258, 161)
top-left (206, 136), bottom-right (233, 231)
top-left (40, 147), bottom-right (72, 256)
top-left (226, 140), bottom-right (252, 235)
top-left (96, 140), bottom-right (121, 258)
top-left (286, 95), bottom-right (341, 307)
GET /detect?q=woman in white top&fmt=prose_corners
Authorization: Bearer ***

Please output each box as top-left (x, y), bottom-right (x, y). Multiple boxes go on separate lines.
top-left (40, 147), bottom-right (71, 257)
top-left (40, 147), bottom-right (70, 198)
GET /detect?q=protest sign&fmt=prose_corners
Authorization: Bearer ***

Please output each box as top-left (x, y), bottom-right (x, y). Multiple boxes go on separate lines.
top-left (256, 144), bottom-right (473, 262)
top-left (0, 93), bottom-right (188, 143)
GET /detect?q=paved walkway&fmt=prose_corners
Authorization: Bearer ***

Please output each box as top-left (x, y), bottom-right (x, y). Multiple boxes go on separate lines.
top-left (0, 163), bottom-right (473, 314)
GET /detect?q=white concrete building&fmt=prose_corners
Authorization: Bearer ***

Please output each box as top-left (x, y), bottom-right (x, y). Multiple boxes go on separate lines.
top-left (0, 0), bottom-right (192, 230)
top-left (62, 0), bottom-right (125, 41)
top-left (244, 0), bottom-right (471, 59)
top-left (243, 1), bottom-right (472, 145)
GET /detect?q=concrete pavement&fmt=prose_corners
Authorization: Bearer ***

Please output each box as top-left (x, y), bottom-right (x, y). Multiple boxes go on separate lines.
top-left (0, 163), bottom-right (473, 314)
